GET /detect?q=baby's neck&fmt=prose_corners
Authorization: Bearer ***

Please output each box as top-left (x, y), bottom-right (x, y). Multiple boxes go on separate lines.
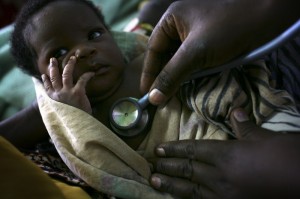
top-left (91, 54), bottom-right (147, 149)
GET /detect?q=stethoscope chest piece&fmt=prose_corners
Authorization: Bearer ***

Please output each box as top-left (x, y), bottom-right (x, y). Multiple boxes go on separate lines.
top-left (109, 95), bottom-right (150, 137)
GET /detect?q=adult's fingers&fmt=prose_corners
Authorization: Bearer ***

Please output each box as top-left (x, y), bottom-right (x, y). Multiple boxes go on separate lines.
top-left (49, 57), bottom-right (62, 90)
top-left (62, 56), bottom-right (76, 88)
top-left (151, 157), bottom-right (220, 187)
top-left (141, 11), bottom-right (181, 95)
top-left (143, 41), bottom-right (206, 106)
top-left (155, 140), bottom-right (233, 165)
top-left (230, 108), bottom-right (277, 141)
top-left (150, 173), bottom-right (215, 199)
top-left (144, 32), bottom-right (206, 105)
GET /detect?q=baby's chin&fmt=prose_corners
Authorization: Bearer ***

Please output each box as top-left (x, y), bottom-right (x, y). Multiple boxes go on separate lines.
top-left (86, 88), bottom-right (114, 101)
top-left (86, 83), bottom-right (122, 102)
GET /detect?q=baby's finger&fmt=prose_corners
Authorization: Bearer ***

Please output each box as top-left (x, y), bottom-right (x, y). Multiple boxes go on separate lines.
top-left (74, 72), bottom-right (95, 91)
top-left (62, 56), bottom-right (76, 88)
top-left (41, 74), bottom-right (53, 93)
top-left (49, 57), bottom-right (62, 90)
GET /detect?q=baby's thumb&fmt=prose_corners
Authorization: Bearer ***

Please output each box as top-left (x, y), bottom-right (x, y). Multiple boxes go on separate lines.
top-left (230, 108), bottom-right (275, 140)
top-left (76, 72), bottom-right (95, 88)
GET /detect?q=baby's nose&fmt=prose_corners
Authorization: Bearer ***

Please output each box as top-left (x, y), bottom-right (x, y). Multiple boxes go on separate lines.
top-left (75, 46), bottom-right (96, 60)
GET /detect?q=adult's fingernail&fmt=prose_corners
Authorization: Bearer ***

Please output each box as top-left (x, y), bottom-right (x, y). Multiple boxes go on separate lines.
top-left (149, 89), bottom-right (166, 105)
top-left (156, 147), bottom-right (166, 156)
top-left (233, 109), bottom-right (249, 122)
top-left (151, 176), bottom-right (161, 189)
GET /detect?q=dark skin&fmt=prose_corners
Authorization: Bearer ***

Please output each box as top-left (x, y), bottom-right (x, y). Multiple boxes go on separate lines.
top-left (141, 0), bottom-right (300, 105)
top-left (0, 1), bottom-right (148, 150)
top-left (139, 0), bottom-right (300, 198)
top-left (138, 0), bottom-right (177, 27)
top-left (0, 101), bottom-right (48, 149)
top-left (0, 0), bottom-right (177, 150)
top-left (150, 108), bottom-right (300, 198)
top-left (1, 1), bottom-right (300, 198)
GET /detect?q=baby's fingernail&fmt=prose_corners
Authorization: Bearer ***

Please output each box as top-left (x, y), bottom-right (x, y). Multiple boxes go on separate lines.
top-left (149, 89), bottom-right (166, 105)
top-left (156, 147), bottom-right (166, 156)
top-left (150, 176), bottom-right (161, 189)
top-left (49, 58), bottom-right (54, 65)
top-left (70, 56), bottom-right (76, 60)
top-left (233, 109), bottom-right (249, 122)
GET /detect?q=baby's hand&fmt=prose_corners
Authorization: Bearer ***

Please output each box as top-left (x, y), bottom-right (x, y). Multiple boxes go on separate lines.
top-left (41, 56), bottom-right (95, 114)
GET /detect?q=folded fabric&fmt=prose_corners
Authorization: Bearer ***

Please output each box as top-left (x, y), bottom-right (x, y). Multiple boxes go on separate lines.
top-left (34, 31), bottom-right (300, 199)
top-left (0, 136), bottom-right (64, 199)
top-left (180, 60), bottom-right (300, 136)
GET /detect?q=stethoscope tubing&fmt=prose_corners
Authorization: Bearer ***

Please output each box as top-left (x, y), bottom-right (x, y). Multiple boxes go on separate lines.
top-left (138, 19), bottom-right (300, 106)
top-left (112, 19), bottom-right (300, 135)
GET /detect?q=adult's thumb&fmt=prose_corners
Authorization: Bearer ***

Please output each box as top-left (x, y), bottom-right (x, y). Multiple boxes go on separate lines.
top-left (230, 108), bottom-right (275, 140)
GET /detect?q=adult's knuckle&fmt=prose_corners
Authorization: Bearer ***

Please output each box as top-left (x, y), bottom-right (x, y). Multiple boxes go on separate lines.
top-left (191, 184), bottom-right (202, 199)
top-left (155, 160), bottom-right (170, 174)
top-left (161, 179), bottom-right (175, 194)
top-left (156, 70), bottom-right (175, 92)
top-left (167, 1), bottom-right (182, 13)
top-left (180, 159), bottom-right (194, 179)
top-left (185, 140), bottom-right (197, 159)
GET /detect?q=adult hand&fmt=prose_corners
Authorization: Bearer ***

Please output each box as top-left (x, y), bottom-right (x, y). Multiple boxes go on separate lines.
top-left (41, 56), bottom-right (95, 114)
top-left (149, 108), bottom-right (300, 199)
top-left (138, 0), bottom-right (177, 27)
top-left (141, 0), bottom-right (300, 105)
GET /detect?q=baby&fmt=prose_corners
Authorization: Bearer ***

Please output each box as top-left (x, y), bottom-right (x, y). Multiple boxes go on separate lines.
top-left (10, 0), bottom-right (152, 149)
top-left (5, 0), bottom-right (300, 198)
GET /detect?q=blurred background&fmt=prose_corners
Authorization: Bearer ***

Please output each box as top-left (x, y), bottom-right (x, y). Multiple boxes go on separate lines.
top-left (0, 0), bottom-right (27, 28)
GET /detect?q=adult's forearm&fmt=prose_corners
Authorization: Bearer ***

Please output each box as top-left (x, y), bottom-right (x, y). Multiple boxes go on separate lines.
top-left (0, 100), bottom-right (48, 149)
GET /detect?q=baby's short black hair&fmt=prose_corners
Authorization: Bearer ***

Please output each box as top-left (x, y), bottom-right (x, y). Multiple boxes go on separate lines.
top-left (11, 0), bottom-right (107, 79)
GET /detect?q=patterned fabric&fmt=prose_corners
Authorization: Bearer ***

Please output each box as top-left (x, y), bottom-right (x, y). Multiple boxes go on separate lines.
top-left (33, 31), bottom-right (300, 199)
top-left (265, 34), bottom-right (300, 111)
top-left (180, 60), bottom-right (300, 136)
top-left (22, 143), bottom-right (111, 199)
top-left (24, 149), bottom-right (87, 187)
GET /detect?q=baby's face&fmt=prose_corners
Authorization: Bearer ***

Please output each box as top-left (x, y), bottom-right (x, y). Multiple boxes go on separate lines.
top-left (27, 1), bottom-right (126, 99)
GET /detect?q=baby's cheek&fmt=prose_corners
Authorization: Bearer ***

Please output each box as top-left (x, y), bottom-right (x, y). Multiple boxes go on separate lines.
top-left (37, 62), bottom-right (50, 76)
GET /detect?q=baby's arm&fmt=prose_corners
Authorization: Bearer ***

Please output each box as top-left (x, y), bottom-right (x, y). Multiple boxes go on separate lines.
top-left (41, 56), bottom-right (95, 114)
top-left (0, 100), bottom-right (48, 149)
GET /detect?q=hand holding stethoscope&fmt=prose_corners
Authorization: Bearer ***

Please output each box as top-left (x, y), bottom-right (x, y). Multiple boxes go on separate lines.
top-left (109, 19), bottom-right (300, 138)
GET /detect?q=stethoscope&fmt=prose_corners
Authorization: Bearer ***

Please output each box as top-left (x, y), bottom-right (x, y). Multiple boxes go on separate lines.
top-left (110, 19), bottom-right (300, 138)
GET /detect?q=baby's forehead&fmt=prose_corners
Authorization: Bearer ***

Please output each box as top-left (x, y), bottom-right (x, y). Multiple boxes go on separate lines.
top-left (26, 1), bottom-right (104, 36)
top-left (35, 1), bottom-right (97, 19)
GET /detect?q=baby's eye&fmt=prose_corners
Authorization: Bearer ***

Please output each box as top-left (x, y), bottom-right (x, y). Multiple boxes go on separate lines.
top-left (54, 48), bottom-right (68, 59)
top-left (88, 30), bottom-right (102, 40)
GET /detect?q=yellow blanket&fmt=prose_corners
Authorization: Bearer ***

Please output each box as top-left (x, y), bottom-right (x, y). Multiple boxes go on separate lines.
top-left (33, 31), bottom-right (300, 199)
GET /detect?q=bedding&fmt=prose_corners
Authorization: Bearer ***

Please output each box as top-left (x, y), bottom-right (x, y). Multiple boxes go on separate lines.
top-left (33, 30), bottom-right (300, 198)
top-left (1, 1), bottom-right (300, 199)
